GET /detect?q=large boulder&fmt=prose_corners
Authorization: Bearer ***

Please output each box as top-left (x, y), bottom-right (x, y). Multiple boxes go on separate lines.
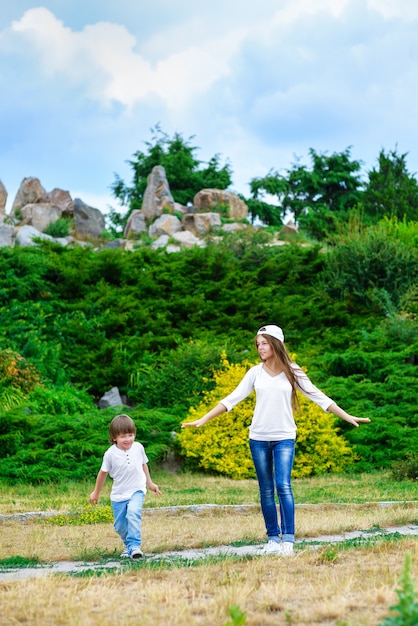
top-left (40, 188), bottom-right (74, 214)
top-left (183, 212), bottom-right (221, 235)
top-left (98, 387), bottom-right (123, 409)
top-left (279, 219), bottom-right (298, 236)
top-left (0, 223), bottom-right (14, 247)
top-left (0, 180), bottom-right (7, 215)
top-left (11, 177), bottom-right (46, 214)
top-left (172, 230), bottom-right (203, 248)
top-left (15, 224), bottom-right (55, 247)
top-left (151, 234), bottom-right (170, 250)
top-left (141, 165), bottom-right (175, 222)
top-left (193, 189), bottom-right (248, 219)
top-left (123, 210), bottom-right (147, 238)
top-left (73, 198), bottom-right (105, 239)
top-left (20, 203), bottom-right (61, 232)
top-left (149, 214), bottom-right (182, 238)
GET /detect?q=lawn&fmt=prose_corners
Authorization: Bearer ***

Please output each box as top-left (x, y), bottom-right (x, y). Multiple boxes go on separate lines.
top-left (1, 469), bottom-right (417, 514)
top-left (1, 470), bottom-right (417, 625)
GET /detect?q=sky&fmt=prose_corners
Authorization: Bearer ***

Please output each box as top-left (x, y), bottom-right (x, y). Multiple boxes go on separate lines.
top-left (1, 0), bottom-right (418, 218)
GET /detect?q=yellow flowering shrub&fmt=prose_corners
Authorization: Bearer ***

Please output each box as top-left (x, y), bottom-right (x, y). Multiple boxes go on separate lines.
top-left (178, 353), bottom-right (355, 479)
top-left (0, 349), bottom-right (43, 411)
top-left (0, 349), bottom-right (42, 393)
top-left (45, 505), bottom-right (113, 526)
top-left (178, 353), bottom-right (255, 479)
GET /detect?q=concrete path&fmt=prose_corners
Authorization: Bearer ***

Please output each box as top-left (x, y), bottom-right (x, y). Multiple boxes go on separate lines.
top-left (1, 523), bottom-right (417, 582)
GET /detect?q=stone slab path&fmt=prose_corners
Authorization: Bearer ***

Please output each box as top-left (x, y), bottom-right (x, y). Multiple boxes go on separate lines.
top-left (1, 522), bottom-right (417, 582)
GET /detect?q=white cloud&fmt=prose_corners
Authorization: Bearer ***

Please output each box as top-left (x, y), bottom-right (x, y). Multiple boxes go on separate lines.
top-left (11, 9), bottom-right (155, 104)
top-left (12, 8), bottom-right (75, 75)
top-left (9, 7), bottom-right (245, 111)
top-left (2, 0), bottom-right (418, 212)
top-left (367, 0), bottom-right (418, 19)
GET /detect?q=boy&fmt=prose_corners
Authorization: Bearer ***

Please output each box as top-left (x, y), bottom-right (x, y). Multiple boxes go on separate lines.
top-left (90, 414), bottom-right (161, 558)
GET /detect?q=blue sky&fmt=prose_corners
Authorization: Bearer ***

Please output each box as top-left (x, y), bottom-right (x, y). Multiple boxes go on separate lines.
top-left (1, 0), bottom-right (418, 217)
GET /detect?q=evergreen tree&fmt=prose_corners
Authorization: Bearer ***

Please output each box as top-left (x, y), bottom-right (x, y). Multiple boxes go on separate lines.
top-left (111, 124), bottom-right (233, 217)
top-left (362, 148), bottom-right (418, 223)
top-left (248, 147), bottom-right (363, 239)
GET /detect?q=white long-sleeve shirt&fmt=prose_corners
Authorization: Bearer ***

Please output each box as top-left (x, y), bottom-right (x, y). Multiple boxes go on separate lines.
top-left (220, 362), bottom-right (334, 441)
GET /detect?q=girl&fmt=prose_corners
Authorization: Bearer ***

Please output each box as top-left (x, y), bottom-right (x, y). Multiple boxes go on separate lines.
top-left (182, 325), bottom-right (370, 556)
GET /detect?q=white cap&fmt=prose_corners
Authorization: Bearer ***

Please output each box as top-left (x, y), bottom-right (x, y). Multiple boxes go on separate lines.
top-left (257, 325), bottom-right (284, 343)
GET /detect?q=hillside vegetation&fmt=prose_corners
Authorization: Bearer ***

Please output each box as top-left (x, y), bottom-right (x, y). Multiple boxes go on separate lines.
top-left (0, 215), bottom-right (416, 482)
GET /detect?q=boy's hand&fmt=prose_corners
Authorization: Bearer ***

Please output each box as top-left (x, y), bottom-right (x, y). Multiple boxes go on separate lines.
top-left (89, 491), bottom-right (99, 505)
top-left (150, 483), bottom-right (162, 496)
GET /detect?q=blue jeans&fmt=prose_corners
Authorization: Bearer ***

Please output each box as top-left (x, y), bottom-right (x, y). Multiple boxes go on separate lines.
top-left (111, 490), bottom-right (144, 551)
top-left (249, 439), bottom-right (295, 543)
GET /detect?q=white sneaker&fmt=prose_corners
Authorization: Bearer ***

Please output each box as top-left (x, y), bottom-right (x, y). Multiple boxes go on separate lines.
top-left (130, 547), bottom-right (144, 559)
top-left (258, 540), bottom-right (283, 555)
top-left (120, 548), bottom-right (130, 558)
top-left (281, 542), bottom-right (294, 557)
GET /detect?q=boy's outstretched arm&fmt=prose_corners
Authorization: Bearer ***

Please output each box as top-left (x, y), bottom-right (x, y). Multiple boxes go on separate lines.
top-left (143, 463), bottom-right (162, 496)
top-left (89, 470), bottom-right (108, 504)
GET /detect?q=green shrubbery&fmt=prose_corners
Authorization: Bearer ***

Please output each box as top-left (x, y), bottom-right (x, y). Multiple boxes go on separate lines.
top-left (0, 219), bottom-right (416, 481)
top-left (379, 553), bottom-right (418, 626)
top-left (0, 404), bottom-right (179, 483)
top-left (43, 217), bottom-right (72, 238)
top-left (323, 218), bottom-right (418, 311)
top-left (0, 378), bottom-right (179, 483)
top-left (391, 454), bottom-right (418, 482)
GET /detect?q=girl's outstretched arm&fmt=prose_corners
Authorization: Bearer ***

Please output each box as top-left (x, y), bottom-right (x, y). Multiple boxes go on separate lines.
top-left (182, 403), bottom-right (227, 428)
top-left (327, 402), bottom-right (371, 428)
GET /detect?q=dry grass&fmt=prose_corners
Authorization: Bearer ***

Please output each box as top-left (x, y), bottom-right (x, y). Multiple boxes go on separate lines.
top-left (0, 539), bottom-right (417, 625)
top-left (1, 502), bottom-right (417, 561)
top-left (1, 472), bottom-right (417, 625)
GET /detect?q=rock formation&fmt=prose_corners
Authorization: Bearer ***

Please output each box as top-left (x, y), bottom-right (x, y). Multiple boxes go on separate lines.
top-left (0, 168), bottom-right (256, 251)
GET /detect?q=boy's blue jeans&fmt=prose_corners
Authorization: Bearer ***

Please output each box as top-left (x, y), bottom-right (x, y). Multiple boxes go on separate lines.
top-left (111, 490), bottom-right (145, 551)
top-left (249, 439), bottom-right (295, 543)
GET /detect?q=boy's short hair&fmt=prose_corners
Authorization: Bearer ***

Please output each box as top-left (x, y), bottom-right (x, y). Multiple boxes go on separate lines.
top-left (109, 414), bottom-right (137, 443)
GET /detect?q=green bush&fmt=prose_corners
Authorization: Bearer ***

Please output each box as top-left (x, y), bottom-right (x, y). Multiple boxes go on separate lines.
top-left (43, 217), bottom-right (72, 238)
top-left (128, 339), bottom-right (245, 413)
top-left (323, 218), bottom-right (418, 310)
top-left (0, 223), bottom-right (416, 479)
top-left (0, 385), bottom-right (180, 482)
top-left (379, 553), bottom-right (418, 625)
top-left (391, 454), bottom-right (418, 481)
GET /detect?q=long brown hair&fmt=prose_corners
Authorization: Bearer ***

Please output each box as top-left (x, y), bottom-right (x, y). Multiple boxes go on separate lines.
top-left (254, 334), bottom-right (300, 410)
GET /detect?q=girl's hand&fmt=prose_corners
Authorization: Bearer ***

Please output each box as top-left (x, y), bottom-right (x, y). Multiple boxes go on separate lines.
top-left (345, 415), bottom-right (371, 428)
top-left (181, 405), bottom-right (225, 429)
top-left (181, 418), bottom-right (205, 428)
top-left (328, 403), bottom-right (371, 428)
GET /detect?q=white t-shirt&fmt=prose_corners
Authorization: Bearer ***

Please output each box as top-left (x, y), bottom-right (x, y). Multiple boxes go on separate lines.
top-left (220, 362), bottom-right (334, 441)
top-left (100, 441), bottom-right (149, 502)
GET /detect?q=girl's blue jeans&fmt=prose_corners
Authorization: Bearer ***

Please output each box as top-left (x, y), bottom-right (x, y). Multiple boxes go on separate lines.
top-left (249, 438), bottom-right (295, 543)
top-left (111, 490), bottom-right (144, 551)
